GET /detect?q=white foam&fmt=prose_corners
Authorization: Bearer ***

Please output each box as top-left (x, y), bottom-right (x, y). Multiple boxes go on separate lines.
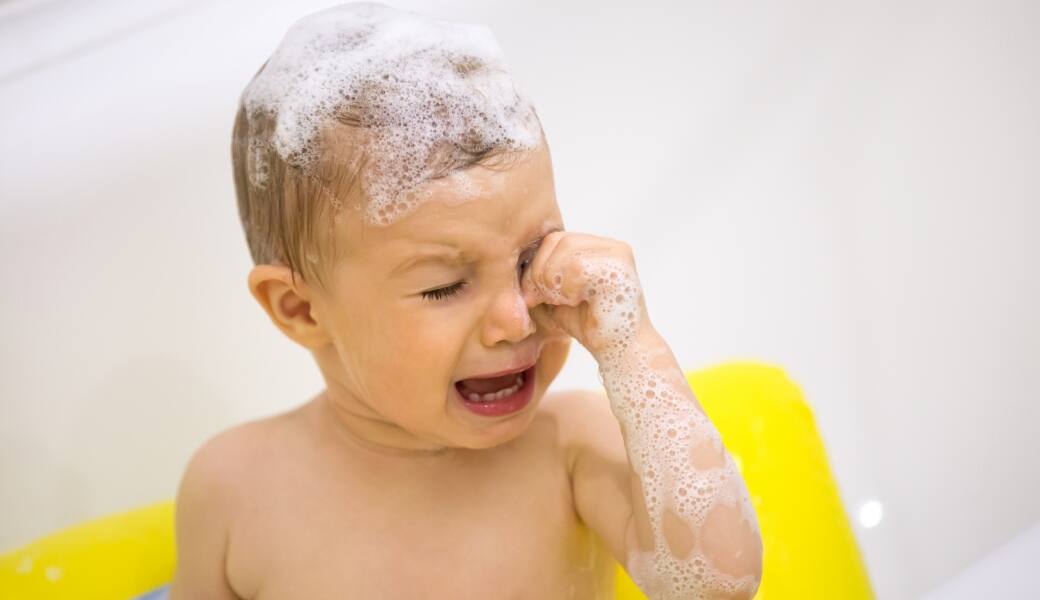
top-left (528, 256), bottom-right (762, 598)
top-left (242, 2), bottom-right (542, 225)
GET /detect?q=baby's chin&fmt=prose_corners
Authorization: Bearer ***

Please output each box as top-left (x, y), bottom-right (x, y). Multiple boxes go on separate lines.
top-left (457, 416), bottom-right (539, 451)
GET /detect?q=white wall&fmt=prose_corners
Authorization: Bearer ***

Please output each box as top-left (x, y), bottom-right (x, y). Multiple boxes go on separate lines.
top-left (1, 1), bottom-right (1037, 597)
top-left (921, 521), bottom-right (1040, 600)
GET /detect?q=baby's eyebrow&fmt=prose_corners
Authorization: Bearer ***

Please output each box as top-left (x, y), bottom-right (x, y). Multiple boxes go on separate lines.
top-left (391, 225), bottom-right (563, 277)
top-left (390, 247), bottom-right (464, 276)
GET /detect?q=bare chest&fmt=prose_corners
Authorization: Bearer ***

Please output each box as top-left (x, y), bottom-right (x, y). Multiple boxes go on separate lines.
top-left (225, 429), bottom-right (616, 599)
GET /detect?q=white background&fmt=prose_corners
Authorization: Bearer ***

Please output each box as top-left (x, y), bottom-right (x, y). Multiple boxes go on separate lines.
top-left (1, 1), bottom-right (1037, 597)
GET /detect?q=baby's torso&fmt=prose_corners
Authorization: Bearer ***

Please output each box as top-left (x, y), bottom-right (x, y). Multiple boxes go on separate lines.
top-left (221, 397), bottom-right (617, 600)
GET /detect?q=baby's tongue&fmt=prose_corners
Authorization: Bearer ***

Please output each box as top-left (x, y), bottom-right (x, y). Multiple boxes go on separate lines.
top-left (458, 373), bottom-right (517, 394)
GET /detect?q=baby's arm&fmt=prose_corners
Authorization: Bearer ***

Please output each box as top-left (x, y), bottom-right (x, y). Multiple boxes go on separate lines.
top-left (168, 436), bottom-right (242, 600)
top-left (523, 232), bottom-right (763, 599)
top-left (598, 325), bottom-right (762, 598)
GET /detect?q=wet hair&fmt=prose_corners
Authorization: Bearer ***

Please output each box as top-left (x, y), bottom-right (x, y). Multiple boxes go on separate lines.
top-left (230, 3), bottom-right (543, 293)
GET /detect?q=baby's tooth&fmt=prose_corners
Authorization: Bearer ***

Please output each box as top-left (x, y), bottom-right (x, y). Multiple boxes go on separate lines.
top-left (467, 379), bottom-right (525, 403)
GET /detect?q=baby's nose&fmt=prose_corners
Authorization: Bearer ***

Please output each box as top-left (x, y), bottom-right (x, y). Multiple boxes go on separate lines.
top-left (481, 287), bottom-right (535, 346)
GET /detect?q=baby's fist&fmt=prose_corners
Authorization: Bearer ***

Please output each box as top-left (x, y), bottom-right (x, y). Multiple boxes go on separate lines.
top-left (521, 231), bottom-right (651, 357)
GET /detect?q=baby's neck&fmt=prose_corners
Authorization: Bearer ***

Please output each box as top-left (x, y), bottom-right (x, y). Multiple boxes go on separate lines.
top-left (310, 390), bottom-right (459, 460)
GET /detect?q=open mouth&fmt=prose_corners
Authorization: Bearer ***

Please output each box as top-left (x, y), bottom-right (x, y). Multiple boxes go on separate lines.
top-left (455, 367), bottom-right (528, 402)
top-left (453, 364), bottom-right (537, 416)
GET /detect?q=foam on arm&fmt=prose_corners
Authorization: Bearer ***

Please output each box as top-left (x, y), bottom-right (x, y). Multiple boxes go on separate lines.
top-left (576, 259), bottom-right (763, 599)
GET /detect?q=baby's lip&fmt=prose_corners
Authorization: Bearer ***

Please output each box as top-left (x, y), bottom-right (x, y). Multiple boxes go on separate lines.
top-left (459, 360), bottom-right (537, 381)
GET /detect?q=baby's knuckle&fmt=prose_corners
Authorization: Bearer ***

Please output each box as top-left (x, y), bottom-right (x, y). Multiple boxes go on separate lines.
top-left (555, 234), bottom-right (578, 252)
top-left (564, 259), bottom-right (584, 280)
top-left (546, 230), bottom-right (567, 244)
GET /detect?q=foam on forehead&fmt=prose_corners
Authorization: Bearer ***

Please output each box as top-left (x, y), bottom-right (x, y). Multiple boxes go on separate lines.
top-left (243, 2), bottom-right (542, 226)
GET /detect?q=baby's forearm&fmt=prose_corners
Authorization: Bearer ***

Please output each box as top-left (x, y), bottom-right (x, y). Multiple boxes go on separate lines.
top-left (594, 326), bottom-right (762, 599)
top-left (524, 244), bottom-right (763, 597)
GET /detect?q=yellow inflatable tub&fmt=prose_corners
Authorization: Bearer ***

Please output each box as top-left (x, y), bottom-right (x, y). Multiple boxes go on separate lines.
top-left (1, 361), bottom-right (874, 599)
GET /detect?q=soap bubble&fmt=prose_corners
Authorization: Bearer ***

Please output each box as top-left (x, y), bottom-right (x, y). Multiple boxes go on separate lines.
top-left (242, 2), bottom-right (542, 226)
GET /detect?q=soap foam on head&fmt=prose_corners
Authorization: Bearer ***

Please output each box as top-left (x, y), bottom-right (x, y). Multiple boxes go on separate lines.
top-left (242, 2), bottom-right (542, 226)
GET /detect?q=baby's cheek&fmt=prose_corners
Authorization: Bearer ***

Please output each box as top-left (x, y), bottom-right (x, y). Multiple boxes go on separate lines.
top-left (510, 292), bottom-right (528, 321)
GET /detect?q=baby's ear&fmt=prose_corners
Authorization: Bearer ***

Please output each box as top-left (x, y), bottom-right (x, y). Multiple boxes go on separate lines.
top-left (247, 264), bottom-right (331, 349)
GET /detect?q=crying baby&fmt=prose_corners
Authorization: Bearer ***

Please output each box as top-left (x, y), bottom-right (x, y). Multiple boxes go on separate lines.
top-left (169, 3), bottom-right (762, 599)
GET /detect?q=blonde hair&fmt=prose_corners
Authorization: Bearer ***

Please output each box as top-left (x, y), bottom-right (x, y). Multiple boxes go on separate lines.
top-left (230, 56), bottom-right (540, 294)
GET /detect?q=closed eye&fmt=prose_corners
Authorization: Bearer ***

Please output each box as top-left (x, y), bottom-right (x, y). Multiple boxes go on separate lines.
top-left (420, 281), bottom-right (466, 301)
top-left (517, 245), bottom-right (538, 278)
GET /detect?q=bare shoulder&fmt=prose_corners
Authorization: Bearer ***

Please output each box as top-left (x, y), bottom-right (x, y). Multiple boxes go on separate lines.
top-left (174, 413), bottom-right (290, 529)
top-left (540, 389), bottom-right (635, 564)
top-left (181, 412), bottom-right (291, 488)
top-left (538, 388), bottom-right (627, 472)
top-left (170, 411), bottom-right (301, 600)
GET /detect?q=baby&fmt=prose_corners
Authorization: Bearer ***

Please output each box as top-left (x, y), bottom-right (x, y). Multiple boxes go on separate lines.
top-left (169, 3), bottom-right (762, 599)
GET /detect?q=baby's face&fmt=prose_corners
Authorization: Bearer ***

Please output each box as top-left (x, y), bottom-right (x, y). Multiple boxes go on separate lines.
top-left (311, 141), bottom-right (571, 451)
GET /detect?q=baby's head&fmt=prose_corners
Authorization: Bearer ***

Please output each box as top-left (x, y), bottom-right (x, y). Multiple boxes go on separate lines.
top-left (232, 3), bottom-right (571, 453)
